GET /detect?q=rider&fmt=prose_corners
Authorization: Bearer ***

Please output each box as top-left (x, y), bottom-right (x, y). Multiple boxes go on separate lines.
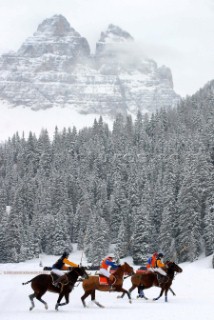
top-left (146, 252), bottom-right (158, 270)
top-left (52, 251), bottom-right (79, 287)
top-left (99, 253), bottom-right (119, 285)
top-left (154, 252), bottom-right (167, 284)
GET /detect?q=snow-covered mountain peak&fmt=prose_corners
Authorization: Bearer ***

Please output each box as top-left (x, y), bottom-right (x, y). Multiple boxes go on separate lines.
top-left (99, 24), bottom-right (134, 43)
top-left (35, 14), bottom-right (79, 37)
top-left (17, 15), bottom-right (90, 58)
top-left (96, 24), bottom-right (134, 56)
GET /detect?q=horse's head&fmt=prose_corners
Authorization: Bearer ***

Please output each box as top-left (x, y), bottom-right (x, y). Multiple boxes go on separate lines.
top-left (122, 262), bottom-right (135, 276)
top-left (72, 266), bottom-right (89, 279)
top-left (166, 261), bottom-right (183, 273)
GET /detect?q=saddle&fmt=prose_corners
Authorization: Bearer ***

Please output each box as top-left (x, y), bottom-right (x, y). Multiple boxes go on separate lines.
top-left (136, 269), bottom-right (151, 275)
top-left (99, 275), bottom-right (109, 285)
top-left (50, 272), bottom-right (58, 283)
top-left (51, 272), bottom-right (69, 287)
top-left (98, 274), bottom-right (116, 286)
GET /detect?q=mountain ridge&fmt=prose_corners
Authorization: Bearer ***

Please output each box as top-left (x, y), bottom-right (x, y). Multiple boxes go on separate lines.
top-left (0, 15), bottom-right (180, 117)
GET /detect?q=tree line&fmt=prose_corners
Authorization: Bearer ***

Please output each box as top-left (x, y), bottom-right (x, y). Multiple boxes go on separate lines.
top-left (0, 81), bottom-right (214, 265)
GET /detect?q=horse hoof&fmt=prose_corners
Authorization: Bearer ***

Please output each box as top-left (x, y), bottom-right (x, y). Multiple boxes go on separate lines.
top-left (29, 307), bottom-right (33, 311)
top-left (93, 300), bottom-right (105, 308)
top-left (45, 304), bottom-right (48, 310)
top-left (129, 300), bottom-right (132, 304)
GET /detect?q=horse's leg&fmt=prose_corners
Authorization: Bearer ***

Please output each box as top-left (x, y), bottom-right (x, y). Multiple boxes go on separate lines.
top-left (81, 290), bottom-right (92, 308)
top-left (35, 291), bottom-right (48, 310)
top-left (91, 290), bottom-right (105, 308)
top-left (153, 287), bottom-right (164, 301)
top-left (164, 288), bottom-right (169, 302)
top-left (153, 285), bottom-right (171, 302)
top-left (55, 292), bottom-right (65, 311)
top-left (118, 284), bottom-right (136, 299)
top-left (55, 292), bottom-right (70, 311)
top-left (29, 293), bottom-right (35, 311)
top-left (169, 287), bottom-right (176, 296)
top-left (128, 284), bottom-right (137, 298)
top-left (119, 288), bottom-right (132, 303)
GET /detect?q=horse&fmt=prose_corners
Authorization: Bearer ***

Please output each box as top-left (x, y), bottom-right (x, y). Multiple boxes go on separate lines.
top-left (81, 262), bottom-right (135, 308)
top-left (120, 261), bottom-right (182, 302)
top-left (22, 266), bottom-right (89, 311)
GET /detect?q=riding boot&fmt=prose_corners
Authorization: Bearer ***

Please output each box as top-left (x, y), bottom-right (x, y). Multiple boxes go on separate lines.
top-left (137, 289), bottom-right (144, 298)
top-left (157, 274), bottom-right (167, 285)
top-left (53, 274), bottom-right (69, 287)
top-left (108, 274), bottom-right (116, 290)
top-left (137, 286), bottom-right (144, 298)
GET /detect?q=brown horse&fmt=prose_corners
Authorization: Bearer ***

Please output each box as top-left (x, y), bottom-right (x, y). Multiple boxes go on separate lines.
top-left (22, 266), bottom-right (88, 311)
top-left (81, 262), bottom-right (134, 308)
top-left (120, 261), bottom-right (182, 302)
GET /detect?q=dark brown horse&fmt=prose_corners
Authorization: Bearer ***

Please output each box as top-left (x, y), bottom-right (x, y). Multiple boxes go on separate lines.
top-left (22, 266), bottom-right (88, 311)
top-left (81, 262), bottom-right (134, 308)
top-left (120, 261), bottom-right (182, 302)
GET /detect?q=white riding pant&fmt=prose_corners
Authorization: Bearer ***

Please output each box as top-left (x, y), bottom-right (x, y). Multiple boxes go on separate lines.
top-left (99, 268), bottom-right (110, 278)
top-left (154, 267), bottom-right (167, 276)
top-left (52, 269), bottom-right (66, 276)
top-left (148, 267), bottom-right (154, 272)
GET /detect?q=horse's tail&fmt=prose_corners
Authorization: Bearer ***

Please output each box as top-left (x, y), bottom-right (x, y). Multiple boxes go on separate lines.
top-left (22, 278), bottom-right (34, 285)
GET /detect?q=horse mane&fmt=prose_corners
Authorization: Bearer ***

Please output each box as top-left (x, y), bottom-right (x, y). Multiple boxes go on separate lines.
top-left (113, 263), bottom-right (124, 275)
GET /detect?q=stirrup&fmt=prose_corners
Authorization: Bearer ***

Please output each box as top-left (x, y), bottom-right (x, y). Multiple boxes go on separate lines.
top-left (52, 281), bottom-right (59, 288)
top-left (110, 275), bottom-right (116, 286)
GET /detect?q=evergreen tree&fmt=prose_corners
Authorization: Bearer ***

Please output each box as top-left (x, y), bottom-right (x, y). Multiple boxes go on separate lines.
top-left (203, 195), bottom-right (214, 256)
top-left (176, 160), bottom-right (201, 262)
top-left (4, 206), bottom-right (21, 262)
top-left (132, 205), bottom-right (150, 265)
top-left (0, 209), bottom-right (7, 262)
top-left (115, 219), bottom-right (129, 258)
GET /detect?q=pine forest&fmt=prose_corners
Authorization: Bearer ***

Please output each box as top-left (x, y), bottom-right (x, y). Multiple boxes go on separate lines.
top-left (0, 82), bottom-right (214, 265)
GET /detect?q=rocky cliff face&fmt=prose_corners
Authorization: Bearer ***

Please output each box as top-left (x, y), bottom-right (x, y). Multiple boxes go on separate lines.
top-left (0, 15), bottom-right (180, 116)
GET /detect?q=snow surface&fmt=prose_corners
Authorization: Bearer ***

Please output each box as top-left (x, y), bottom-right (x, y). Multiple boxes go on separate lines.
top-left (0, 247), bottom-right (213, 320)
top-left (0, 101), bottom-right (113, 143)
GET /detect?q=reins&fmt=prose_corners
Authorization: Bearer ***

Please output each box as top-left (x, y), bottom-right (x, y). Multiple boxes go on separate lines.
top-left (110, 264), bottom-right (133, 283)
top-left (67, 267), bottom-right (87, 287)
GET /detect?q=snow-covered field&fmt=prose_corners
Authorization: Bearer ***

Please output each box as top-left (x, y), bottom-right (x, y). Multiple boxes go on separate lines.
top-left (0, 249), bottom-right (213, 320)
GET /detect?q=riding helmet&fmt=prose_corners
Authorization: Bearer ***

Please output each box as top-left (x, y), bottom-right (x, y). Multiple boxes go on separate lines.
top-left (62, 250), bottom-right (69, 258)
top-left (158, 252), bottom-right (164, 258)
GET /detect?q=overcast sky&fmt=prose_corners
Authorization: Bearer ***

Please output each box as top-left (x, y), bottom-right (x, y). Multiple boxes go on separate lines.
top-left (0, 0), bottom-right (213, 97)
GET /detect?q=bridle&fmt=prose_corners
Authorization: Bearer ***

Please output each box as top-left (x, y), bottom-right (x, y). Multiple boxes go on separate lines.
top-left (67, 267), bottom-right (88, 286)
top-left (166, 262), bottom-right (180, 280)
top-left (112, 263), bottom-right (134, 282)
